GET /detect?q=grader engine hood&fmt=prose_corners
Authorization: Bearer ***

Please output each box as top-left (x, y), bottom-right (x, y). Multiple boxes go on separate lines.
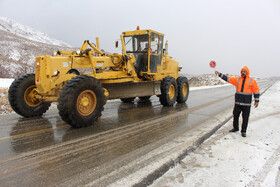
top-left (35, 55), bottom-right (76, 95)
top-left (34, 50), bottom-right (138, 97)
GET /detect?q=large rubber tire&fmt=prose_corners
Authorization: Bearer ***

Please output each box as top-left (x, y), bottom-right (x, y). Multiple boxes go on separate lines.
top-left (57, 75), bottom-right (106, 128)
top-left (177, 76), bottom-right (190, 103)
top-left (139, 96), bottom-right (151, 102)
top-left (8, 74), bottom-right (51, 117)
top-left (120, 97), bottom-right (135, 103)
top-left (159, 77), bottom-right (178, 106)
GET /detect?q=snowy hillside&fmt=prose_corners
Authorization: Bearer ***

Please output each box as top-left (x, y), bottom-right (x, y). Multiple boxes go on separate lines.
top-left (0, 17), bottom-right (70, 47)
top-left (0, 17), bottom-right (72, 78)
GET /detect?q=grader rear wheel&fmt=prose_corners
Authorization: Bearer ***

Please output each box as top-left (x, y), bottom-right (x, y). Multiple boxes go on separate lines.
top-left (159, 77), bottom-right (178, 106)
top-left (58, 75), bottom-right (106, 128)
top-left (8, 74), bottom-right (50, 117)
top-left (177, 76), bottom-right (189, 103)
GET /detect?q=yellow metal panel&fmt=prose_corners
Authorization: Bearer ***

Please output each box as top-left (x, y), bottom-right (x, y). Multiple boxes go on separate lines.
top-left (95, 71), bottom-right (131, 80)
top-left (123, 30), bottom-right (149, 36)
top-left (100, 78), bottom-right (135, 84)
top-left (123, 29), bottom-right (164, 36)
top-left (147, 29), bottom-right (164, 36)
top-left (121, 34), bottom-right (127, 55)
top-left (96, 37), bottom-right (100, 50)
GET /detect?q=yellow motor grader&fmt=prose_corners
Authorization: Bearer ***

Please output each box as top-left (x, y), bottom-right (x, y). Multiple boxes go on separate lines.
top-left (8, 28), bottom-right (189, 128)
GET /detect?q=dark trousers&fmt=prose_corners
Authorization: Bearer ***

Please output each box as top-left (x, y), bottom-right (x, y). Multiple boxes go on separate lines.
top-left (233, 104), bottom-right (251, 133)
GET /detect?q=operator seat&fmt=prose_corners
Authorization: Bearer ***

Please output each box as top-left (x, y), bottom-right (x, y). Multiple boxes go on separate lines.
top-left (134, 53), bottom-right (148, 76)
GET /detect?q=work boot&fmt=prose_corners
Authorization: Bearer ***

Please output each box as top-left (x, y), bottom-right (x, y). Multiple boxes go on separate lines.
top-left (241, 132), bottom-right (246, 137)
top-left (229, 128), bottom-right (239, 133)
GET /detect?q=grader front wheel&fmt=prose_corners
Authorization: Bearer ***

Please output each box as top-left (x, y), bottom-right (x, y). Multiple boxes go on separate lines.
top-left (24, 85), bottom-right (40, 107)
top-left (58, 75), bottom-right (106, 128)
top-left (8, 74), bottom-right (51, 117)
top-left (76, 90), bottom-right (97, 116)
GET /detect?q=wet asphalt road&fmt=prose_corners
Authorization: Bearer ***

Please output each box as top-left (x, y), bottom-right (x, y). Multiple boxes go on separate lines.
top-left (0, 80), bottom-right (272, 186)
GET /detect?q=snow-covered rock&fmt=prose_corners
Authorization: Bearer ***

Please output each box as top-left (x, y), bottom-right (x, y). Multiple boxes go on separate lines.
top-left (188, 74), bottom-right (227, 87)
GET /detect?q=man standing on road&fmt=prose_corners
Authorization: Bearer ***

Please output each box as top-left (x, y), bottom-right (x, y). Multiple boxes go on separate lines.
top-left (215, 66), bottom-right (260, 137)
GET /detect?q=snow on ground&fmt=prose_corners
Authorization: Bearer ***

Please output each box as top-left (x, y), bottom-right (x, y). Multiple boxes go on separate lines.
top-left (0, 78), bottom-right (14, 88)
top-left (152, 81), bottom-right (280, 187)
top-left (190, 83), bottom-right (230, 91)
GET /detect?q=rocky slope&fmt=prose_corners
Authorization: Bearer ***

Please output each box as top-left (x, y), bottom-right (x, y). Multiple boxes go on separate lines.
top-left (0, 17), bottom-right (71, 78)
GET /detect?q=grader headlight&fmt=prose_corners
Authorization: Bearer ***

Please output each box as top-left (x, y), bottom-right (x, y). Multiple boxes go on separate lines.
top-left (53, 51), bottom-right (58, 56)
top-left (52, 70), bottom-right (60, 77)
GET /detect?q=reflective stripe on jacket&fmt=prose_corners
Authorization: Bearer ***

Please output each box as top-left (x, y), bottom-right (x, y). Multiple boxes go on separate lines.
top-left (219, 66), bottom-right (260, 106)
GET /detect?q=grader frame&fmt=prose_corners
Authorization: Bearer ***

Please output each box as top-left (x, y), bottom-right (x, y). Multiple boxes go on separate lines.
top-left (34, 29), bottom-right (179, 102)
top-left (8, 28), bottom-right (189, 128)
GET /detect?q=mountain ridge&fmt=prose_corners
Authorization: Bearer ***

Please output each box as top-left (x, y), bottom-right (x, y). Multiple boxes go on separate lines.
top-left (0, 17), bottom-right (72, 78)
top-left (0, 17), bottom-right (70, 47)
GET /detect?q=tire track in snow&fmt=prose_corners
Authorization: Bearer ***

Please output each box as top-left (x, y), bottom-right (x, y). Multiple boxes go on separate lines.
top-left (247, 144), bottom-right (280, 187)
top-left (276, 165), bottom-right (280, 187)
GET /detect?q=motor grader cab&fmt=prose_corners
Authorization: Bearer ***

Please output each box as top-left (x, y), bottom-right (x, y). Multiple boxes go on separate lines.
top-left (8, 28), bottom-right (190, 128)
top-left (122, 30), bottom-right (164, 76)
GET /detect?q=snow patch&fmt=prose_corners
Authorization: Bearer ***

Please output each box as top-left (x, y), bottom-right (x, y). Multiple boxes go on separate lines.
top-left (9, 49), bottom-right (21, 61)
top-left (27, 54), bottom-right (35, 65)
top-left (3, 63), bottom-right (22, 74)
top-left (0, 78), bottom-right (14, 88)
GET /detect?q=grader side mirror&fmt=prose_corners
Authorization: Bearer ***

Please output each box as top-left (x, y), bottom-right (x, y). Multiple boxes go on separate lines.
top-left (115, 41), bottom-right (119, 48)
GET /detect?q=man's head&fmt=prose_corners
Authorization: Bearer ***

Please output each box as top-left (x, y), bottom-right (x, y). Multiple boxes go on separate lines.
top-left (241, 69), bottom-right (247, 77)
top-left (241, 66), bottom-right (250, 78)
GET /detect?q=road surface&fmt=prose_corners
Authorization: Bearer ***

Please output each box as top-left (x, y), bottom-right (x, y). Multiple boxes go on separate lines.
top-left (0, 80), bottom-right (272, 186)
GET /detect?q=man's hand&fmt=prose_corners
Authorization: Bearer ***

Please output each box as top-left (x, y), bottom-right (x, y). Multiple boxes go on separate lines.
top-left (215, 71), bottom-right (220, 76)
top-left (254, 101), bottom-right (259, 108)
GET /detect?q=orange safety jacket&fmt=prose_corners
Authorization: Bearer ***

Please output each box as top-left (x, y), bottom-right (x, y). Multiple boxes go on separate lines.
top-left (219, 66), bottom-right (260, 106)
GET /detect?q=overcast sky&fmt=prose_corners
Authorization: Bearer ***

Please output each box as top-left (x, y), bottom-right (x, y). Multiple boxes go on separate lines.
top-left (0, 0), bottom-right (279, 77)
